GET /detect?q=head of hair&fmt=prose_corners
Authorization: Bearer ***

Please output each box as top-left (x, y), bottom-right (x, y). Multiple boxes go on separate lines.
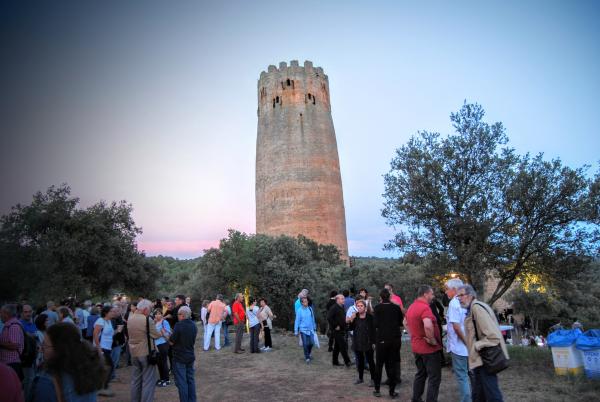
top-left (216, 294), bottom-right (224, 301)
top-left (342, 289), bottom-right (350, 297)
top-left (178, 306), bottom-right (191, 319)
top-left (100, 305), bottom-right (112, 318)
top-left (380, 288), bottom-right (391, 301)
top-left (202, 300), bottom-right (210, 307)
top-left (384, 283), bottom-right (393, 290)
top-left (35, 313), bottom-right (48, 331)
top-left (137, 299), bottom-right (153, 312)
top-left (90, 306), bottom-right (99, 316)
top-left (359, 288), bottom-right (368, 294)
top-left (151, 309), bottom-right (162, 318)
top-left (47, 301), bottom-right (55, 309)
top-left (356, 299), bottom-right (366, 308)
top-left (417, 285), bottom-right (433, 297)
top-left (458, 284), bottom-right (477, 298)
top-left (329, 290), bottom-right (338, 298)
top-left (259, 298), bottom-right (267, 304)
top-left (354, 295), bottom-right (364, 301)
top-left (1, 304), bottom-right (17, 318)
top-left (445, 278), bottom-right (464, 290)
top-left (44, 323), bottom-right (106, 395)
top-left (176, 294), bottom-right (186, 302)
top-left (57, 306), bottom-right (72, 319)
top-left (298, 289), bottom-right (309, 298)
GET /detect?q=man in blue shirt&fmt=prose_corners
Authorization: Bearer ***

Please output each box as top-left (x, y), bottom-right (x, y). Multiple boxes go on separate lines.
top-left (343, 290), bottom-right (355, 312)
top-left (170, 306), bottom-right (197, 402)
top-left (19, 305), bottom-right (36, 335)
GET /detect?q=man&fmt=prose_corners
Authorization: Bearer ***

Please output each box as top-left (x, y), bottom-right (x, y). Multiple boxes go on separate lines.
top-left (325, 290), bottom-right (338, 352)
top-left (445, 279), bottom-right (471, 402)
top-left (75, 302), bottom-right (90, 338)
top-left (205, 294), bottom-right (226, 351)
top-left (372, 288), bottom-right (403, 399)
top-left (19, 305), bottom-right (36, 399)
top-left (405, 285), bottom-right (442, 402)
top-left (232, 293), bottom-right (246, 354)
top-left (172, 295), bottom-right (188, 324)
top-left (458, 284), bottom-right (508, 402)
top-left (0, 304), bottom-right (25, 382)
top-left (170, 306), bottom-right (197, 402)
top-left (42, 301), bottom-right (59, 327)
top-left (327, 294), bottom-right (351, 367)
top-left (383, 283), bottom-right (404, 385)
top-left (127, 299), bottom-right (162, 402)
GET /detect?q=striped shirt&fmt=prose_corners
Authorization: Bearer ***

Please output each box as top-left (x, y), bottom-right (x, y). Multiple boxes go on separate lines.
top-left (0, 318), bottom-right (24, 364)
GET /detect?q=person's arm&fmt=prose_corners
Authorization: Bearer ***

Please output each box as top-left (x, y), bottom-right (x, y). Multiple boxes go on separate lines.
top-left (93, 322), bottom-right (103, 349)
top-left (448, 302), bottom-right (467, 345)
top-left (0, 326), bottom-right (20, 350)
top-left (472, 304), bottom-right (503, 351)
top-left (452, 322), bottom-right (467, 345)
top-left (423, 318), bottom-right (437, 345)
top-left (169, 325), bottom-right (179, 346)
top-left (294, 310), bottom-right (301, 335)
top-left (148, 317), bottom-right (161, 339)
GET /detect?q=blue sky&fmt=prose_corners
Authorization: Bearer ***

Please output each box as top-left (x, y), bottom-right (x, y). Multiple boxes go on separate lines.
top-left (1, 1), bottom-right (598, 258)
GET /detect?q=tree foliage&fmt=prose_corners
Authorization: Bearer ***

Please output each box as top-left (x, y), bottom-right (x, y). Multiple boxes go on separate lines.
top-left (383, 103), bottom-right (599, 305)
top-left (0, 184), bottom-right (158, 304)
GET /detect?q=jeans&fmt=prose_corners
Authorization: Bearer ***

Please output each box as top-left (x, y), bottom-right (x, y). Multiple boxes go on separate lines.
top-left (249, 324), bottom-right (260, 353)
top-left (102, 349), bottom-right (114, 389)
top-left (111, 345), bottom-right (122, 375)
top-left (300, 332), bottom-right (314, 360)
top-left (412, 351), bottom-right (442, 402)
top-left (222, 323), bottom-right (230, 346)
top-left (130, 356), bottom-right (157, 402)
top-left (472, 366), bottom-right (504, 402)
top-left (451, 352), bottom-right (471, 402)
top-left (173, 361), bottom-right (196, 402)
top-left (204, 322), bottom-right (222, 350)
top-left (234, 323), bottom-right (245, 352)
top-left (22, 365), bottom-right (35, 400)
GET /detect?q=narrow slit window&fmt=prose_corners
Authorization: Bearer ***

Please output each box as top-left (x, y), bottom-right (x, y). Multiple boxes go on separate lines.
top-left (273, 99), bottom-right (276, 108)
top-left (308, 93), bottom-right (312, 99)
top-left (287, 79), bottom-right (291, 86)
top-left (276, 96), bottom-right (279, 103)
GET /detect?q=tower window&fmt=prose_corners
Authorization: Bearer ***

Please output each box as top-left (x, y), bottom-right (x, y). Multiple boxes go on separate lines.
top-left (287, 79), bottom-right (291, 86)
top-left (273, 99), bottom-right (275, 108)
top-left (308, 93), bottom-right (312, 99)
top-left (276, 96), bottom-right (279, 103)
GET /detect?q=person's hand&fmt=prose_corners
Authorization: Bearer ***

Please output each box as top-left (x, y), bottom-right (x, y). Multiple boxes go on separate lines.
top-left (335, 326), bottom-right (340, 330)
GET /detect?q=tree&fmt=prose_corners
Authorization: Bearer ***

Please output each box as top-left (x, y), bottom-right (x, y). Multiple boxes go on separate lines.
top-left (0, 184), bottom-right (158, 303)
top-left (383, 103), bottom-right (598, 305)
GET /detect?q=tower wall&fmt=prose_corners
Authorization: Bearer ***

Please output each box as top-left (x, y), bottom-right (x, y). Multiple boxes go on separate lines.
top-left (256, 60), bottom-right (349, 262)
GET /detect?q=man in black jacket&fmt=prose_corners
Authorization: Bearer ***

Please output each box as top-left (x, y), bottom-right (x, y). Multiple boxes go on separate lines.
top-left (327, 294), bottom-right (351, 367)
top-left (373, 288), bottom-right (404, 398)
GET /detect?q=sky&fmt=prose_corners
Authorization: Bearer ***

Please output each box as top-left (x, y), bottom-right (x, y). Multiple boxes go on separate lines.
top-left (1, 1), bottom-right (599, 259)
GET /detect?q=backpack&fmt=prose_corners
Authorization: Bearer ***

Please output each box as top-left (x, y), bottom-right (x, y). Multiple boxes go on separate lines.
top-left (9, 323), bottom-right (37, 367)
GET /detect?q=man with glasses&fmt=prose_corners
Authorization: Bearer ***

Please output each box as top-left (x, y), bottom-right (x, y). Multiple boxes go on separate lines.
top-left (458, 284), bottom-right (508, 402)
top-left (445, 279), bottom-right (471, 402)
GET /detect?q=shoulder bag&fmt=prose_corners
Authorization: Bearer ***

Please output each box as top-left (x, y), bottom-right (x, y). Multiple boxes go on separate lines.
top-left (472, 302), bottom-right (508, 374)
top-left (146, 317), bottom-right (159, 365)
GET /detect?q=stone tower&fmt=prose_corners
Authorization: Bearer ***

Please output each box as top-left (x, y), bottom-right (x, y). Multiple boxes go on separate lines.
top-left (256, 60), bottom-right (349, 262)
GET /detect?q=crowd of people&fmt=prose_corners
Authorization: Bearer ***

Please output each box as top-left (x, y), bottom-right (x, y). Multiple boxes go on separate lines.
top-left (293, 280), bottom-right (509, 401)
top-left (1, 278), bottom-right (510, 402)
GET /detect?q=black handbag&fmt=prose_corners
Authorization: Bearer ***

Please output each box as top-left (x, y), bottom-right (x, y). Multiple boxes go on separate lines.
top-left (472, 302), bottom-right (509, 374)
top-left (146, 317), bottom-right (159, 365)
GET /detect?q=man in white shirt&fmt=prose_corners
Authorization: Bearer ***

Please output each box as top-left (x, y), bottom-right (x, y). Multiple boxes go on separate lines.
top-left (445, 278), bottom-right (471, 402)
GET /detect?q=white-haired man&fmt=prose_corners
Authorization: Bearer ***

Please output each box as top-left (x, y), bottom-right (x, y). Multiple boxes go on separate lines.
top-left (445, 278), bottom-right (470, 402)
top-left (170, 305), bottom-right (197, 402)
top-left (128, 299), bottom-right (162, 402)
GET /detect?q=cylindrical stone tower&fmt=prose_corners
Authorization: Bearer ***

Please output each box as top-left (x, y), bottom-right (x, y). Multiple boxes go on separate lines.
top-left (256, 60), bottom-right (349, 262)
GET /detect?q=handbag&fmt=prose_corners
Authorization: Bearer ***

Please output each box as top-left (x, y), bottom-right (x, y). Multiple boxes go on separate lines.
top-left (146, 317), bottom-right (159, 365)
top-left (472, 302), bottom-right (508, 374)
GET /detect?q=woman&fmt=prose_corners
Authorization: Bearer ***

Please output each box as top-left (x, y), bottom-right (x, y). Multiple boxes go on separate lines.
top-left (93, 305), bottom-right (120, 397)
top-left (246, 299), bottom-right (261, 353)
top-left (57, 306), bottom-right (76, 325)
top-left (30, 323), bottom-right (106, 402)
top-left (294, 296), bottom-right (317, 363)
top-left (85, 307), bottom-right (99, 342)
top-left (34, 313), bottom-right (48, 369)
top-left (152, 309), bottom-right (172, 387)
top-left (347, 299), bottom-right (376, 385)
top-left (258, 298), bottom-right (274, 351)
top-left (358, 288), bottom-right (374, 314)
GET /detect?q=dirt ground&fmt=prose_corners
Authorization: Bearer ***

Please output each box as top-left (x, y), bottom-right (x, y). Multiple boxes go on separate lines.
top-left (102, 325), bottom-right (600, 402)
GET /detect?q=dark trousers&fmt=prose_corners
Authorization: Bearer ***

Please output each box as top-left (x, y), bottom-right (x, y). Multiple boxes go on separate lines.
top-left (472, 366), bottom-right (504, 402)
top-left (332, 330), bottom-right (351, 365)
top-left (249, 324), bottom-right (260, 353)
top-left (157, 342), bottom-right (170, 381)
top-left (7, 362), bottom-right (24, 382)
top-left (412, 351), bottom-right (442, 402)
top-left (262, 321), bottom-right (272, 348)
top-left (356, 349), bottom-right (375, 381)
top-left (375, 340), bottom-right (400, 393)
top-left (102, 348), bottom-right (114, 389)
top-left (328, 330), bottom-right (334, 351)
top-left (234, 323), bottom-right (245, 352)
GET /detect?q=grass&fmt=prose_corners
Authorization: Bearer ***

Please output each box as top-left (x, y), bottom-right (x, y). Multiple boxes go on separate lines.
top-left (102, 325), bottom-right (600, 401)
